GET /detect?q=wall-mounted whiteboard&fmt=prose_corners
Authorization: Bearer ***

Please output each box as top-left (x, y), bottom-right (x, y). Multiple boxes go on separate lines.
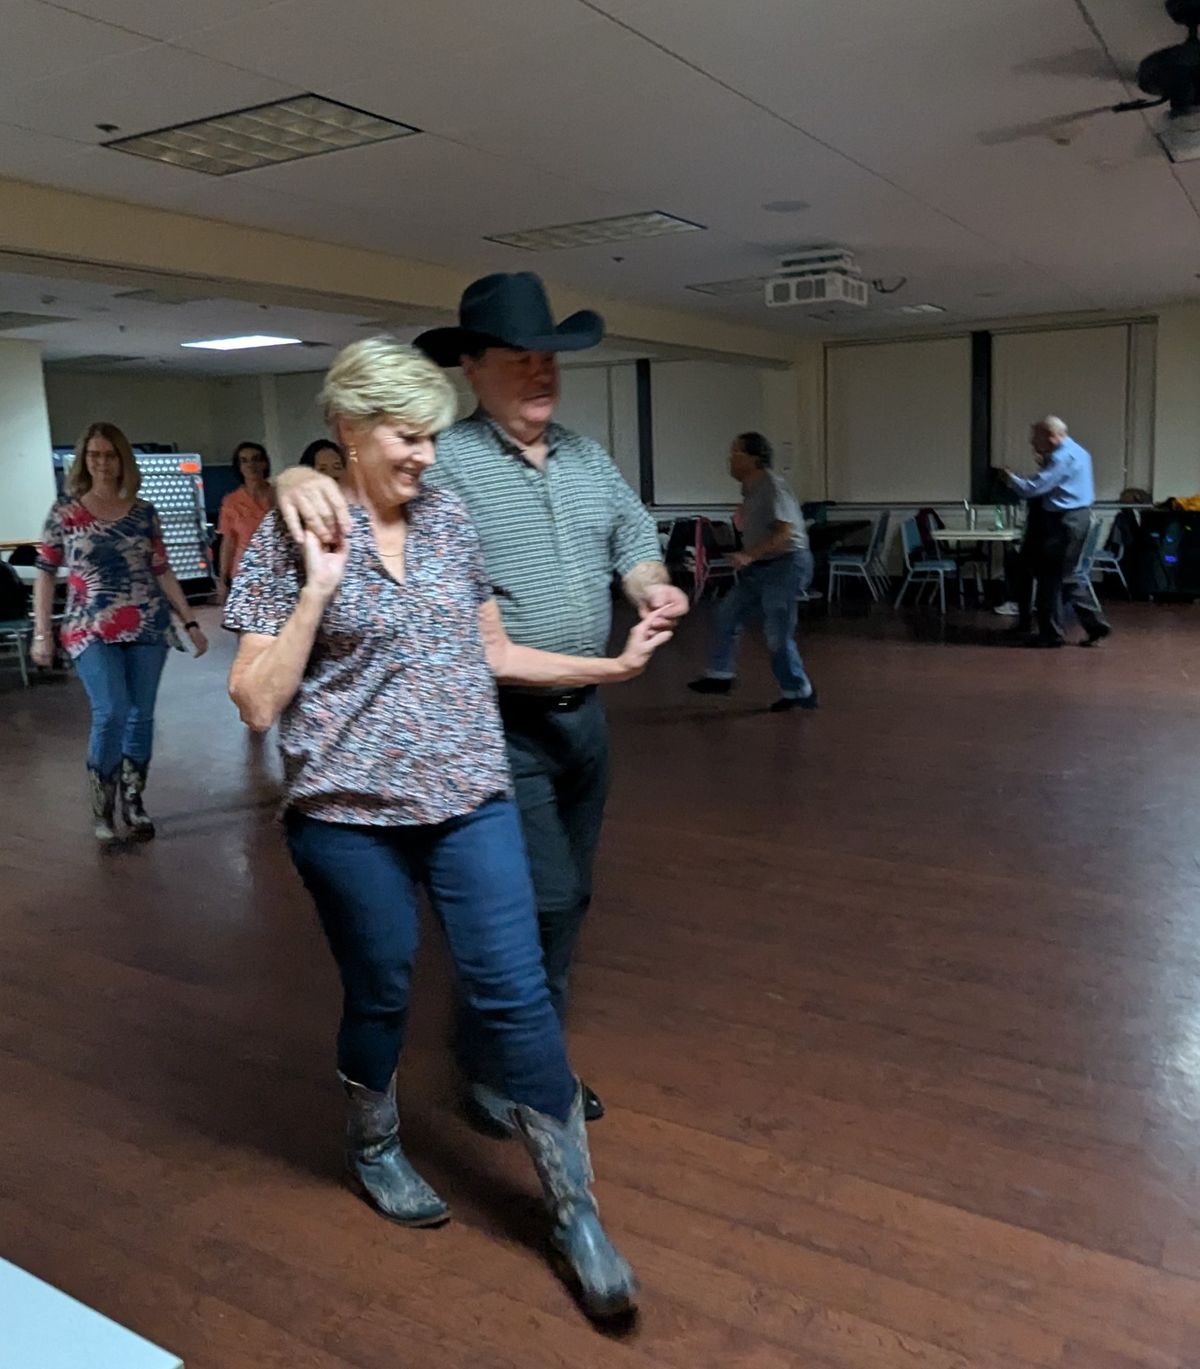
top-left (651, 360), bottom-right (768, 504)
top-left (991, 323), bottom-right (1154, 499)
top-left (825, 337), bottom-right (972, 502)
top-left (556, 365), bottom-right (641, 491)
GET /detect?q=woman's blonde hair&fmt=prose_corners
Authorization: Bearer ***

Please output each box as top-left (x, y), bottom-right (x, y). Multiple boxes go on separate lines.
top-left (319, 337), bottom-right (458, 436)
top-left (67, 422), bottom-right (142, 498)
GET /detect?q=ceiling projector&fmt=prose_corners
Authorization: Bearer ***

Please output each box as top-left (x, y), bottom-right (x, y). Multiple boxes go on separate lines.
top-left (764, 247), bottom-right (870, 309)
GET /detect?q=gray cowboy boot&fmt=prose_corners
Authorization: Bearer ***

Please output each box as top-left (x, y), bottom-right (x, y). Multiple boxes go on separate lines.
top-left (87, 768), bottom-right (118, 843)
top-left (515, 1083), bottom-right (638, 1320)
top-left (467, 1080), bottom-right (519, 1137)
top-left (119, 757), bottom-right (155, 840)
top-left (469, 1079), bottom-right (605, 1137)
top-left (340, 1074), bottom-right (449, 1227)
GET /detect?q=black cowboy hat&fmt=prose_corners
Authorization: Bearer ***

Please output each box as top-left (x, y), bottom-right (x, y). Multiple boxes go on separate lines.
top-left (414, 272), bottom-right (604, 368)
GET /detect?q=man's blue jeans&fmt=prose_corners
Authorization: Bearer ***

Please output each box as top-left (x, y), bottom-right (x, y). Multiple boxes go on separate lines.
top-left (706, 549), bottom-right (814, 696)
top-left (286, 796), bottom-right (576, 1121)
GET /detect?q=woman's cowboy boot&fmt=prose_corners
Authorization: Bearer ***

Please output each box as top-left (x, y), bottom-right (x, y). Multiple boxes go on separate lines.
top-left (340, 1074), bottom-right (449, 1227)
top-left (87, 768), bottom-right (118, 843)
top-left (515, 1083), bottom-right (638, 1319)
top-left (119, 757), bottom-right (155, 840)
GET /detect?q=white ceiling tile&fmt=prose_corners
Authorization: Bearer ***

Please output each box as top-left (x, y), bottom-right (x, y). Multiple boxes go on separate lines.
top-left (1, 0), bottom-right (1197, 333)
top-left (0, 0), bottom-right (151, 83)
top-left (0, 121), bottom-right (93, 178)
top-left (236, 135), bottom-right (632, 243)
top-left (46, 0), bottom-right (285, 41)
top-left (173, 0), bottom-right (599, 87)
top-left (0, 42), bottom-right (298, 144)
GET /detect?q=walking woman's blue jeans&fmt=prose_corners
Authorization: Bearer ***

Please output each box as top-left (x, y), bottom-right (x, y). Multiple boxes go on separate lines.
top-left (73, 641), bottom-right (169, 777)
top-left (285, 796), bottom-right (576, 1122)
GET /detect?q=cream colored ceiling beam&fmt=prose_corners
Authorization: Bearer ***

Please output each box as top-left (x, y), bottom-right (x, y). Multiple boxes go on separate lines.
top-left (0, 177), bottom-right (799, 366)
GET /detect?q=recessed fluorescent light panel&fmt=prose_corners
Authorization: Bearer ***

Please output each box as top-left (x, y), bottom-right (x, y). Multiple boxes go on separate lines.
top-left (104, 95), bottom-right (419, 177)
top-left (487, 211), bottom-right (705, 252)
top-left (686, 275), bottom-right (770, 297)
top-left (893, 303), bottom-right (946, 316)
top-left (182, 335), bottom-right (302, 351)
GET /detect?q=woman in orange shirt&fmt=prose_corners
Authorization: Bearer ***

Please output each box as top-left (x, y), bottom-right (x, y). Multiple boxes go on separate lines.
top-left (217, 441), bottom-right (272, 598)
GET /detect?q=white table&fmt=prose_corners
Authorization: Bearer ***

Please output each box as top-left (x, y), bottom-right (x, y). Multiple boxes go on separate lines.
top-left (933, 528), bottom-right (1022, 597)
top-left (932, 528), bottom-right (1022, 545)
top-left (0, 1258), bottom-right (183, 1368)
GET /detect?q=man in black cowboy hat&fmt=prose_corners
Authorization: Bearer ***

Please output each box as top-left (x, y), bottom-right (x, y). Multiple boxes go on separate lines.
top-left (276, 272), bottom-right (688, 1126)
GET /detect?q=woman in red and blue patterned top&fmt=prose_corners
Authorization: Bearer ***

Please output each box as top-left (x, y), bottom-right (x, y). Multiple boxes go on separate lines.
top-left (226, 339), bottom-right (674, 1320)
top-left (33, 422), bottom-right (208, 842)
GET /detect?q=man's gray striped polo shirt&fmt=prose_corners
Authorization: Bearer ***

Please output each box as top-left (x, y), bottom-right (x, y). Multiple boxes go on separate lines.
top-left (426, 410), bottom-right (661, 657)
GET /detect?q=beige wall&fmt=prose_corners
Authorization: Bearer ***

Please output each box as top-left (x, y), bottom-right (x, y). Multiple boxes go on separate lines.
top-left (16, 164), bottom-right (1199, 509)
top-left (43, 369), bottom-right (219, 458)
top-left (43, 370), bottom-right (295, 470)
top-left (1154, 305), bottom-right (1200, 501)
top-left (267, 371), bottom-right (327, 468)
top-left (0, 339), bottom-right (55, 544)
top-left (40, 309), bottom-right (1200, 516)
top-left (208, 376), bottom-right (274, 468)
top-left (0, 177), bottom-right (798, 366)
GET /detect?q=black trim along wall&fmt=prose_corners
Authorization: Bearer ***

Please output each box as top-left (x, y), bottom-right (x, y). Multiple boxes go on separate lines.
top-left (635, 358), bottom-right (654, 505)
top-left (970, 330), bottom-right (993, 503)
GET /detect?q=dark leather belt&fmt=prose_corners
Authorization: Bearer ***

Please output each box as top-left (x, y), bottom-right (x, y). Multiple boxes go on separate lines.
top-left (497, 685), bottom-right (596, 714)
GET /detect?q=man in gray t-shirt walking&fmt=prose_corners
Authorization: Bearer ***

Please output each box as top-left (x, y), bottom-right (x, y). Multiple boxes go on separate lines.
top-left (688, 432), bottom-right (817, 712)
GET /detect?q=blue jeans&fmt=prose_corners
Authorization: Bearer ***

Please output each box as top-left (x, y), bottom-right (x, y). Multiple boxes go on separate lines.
top-left (74, 641), bottom-right (169, 777)
top-left (285, 797), bottom-right (576, 1122)
top-left (707, 549), bottom-right (814, 696)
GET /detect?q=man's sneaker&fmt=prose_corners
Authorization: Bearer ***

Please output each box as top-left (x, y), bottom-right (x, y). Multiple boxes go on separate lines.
top-left (993, 601), bottom-right (1020, 616)
top-left (769, 689), bottom-right (818, 713)
top-left (687, 677), bottom-right (733, 695)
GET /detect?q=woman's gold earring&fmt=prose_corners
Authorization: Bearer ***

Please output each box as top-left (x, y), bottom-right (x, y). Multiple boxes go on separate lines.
top-left (347, 445), bottom-right (358, 462)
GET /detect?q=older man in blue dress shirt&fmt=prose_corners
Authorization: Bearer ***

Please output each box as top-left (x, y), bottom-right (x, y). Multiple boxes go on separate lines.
top-left (1001, 416), bottom-right (1111, 648)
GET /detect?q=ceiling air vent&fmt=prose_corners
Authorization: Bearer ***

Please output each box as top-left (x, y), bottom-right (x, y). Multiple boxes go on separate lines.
top-left (0, 312), bottom-right (76, 331)
top-left (114, 288), bottom-right (216, 306)
top-left (50, 354), bottom-right (146, 368)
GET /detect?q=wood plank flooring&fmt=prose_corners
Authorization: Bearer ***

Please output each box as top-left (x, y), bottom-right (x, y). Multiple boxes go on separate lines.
top-left (2, 598), bottom-right (1198, 1367)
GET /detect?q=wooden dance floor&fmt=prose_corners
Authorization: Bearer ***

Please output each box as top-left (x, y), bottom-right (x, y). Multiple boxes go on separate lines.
top-left (2, 600), bottom-right (1199, 1367)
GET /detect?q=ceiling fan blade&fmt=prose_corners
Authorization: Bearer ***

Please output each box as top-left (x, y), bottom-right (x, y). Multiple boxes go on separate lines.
top-left (1011, 48), bottom-right (1140, 85)
top-left (978, 106), bottom-right (1115, 146)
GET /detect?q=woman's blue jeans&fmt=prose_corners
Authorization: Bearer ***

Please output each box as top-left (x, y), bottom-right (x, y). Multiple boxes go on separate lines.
top-left (285, 796), bottom-right (576, 1121)
top-left (74, 641), bottom-right (169, 777)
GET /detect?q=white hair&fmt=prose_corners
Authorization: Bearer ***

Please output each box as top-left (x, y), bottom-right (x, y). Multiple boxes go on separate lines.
top-left (1038, 416), bottom-right (1069, 437)
top-left (319, 337), bottom-right (457, 434)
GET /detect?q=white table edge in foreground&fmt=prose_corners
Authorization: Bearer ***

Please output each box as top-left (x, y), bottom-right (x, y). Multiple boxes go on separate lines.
top-left (0, 1257), bottom-right (183, 1369)
top-left (932, 529), bottom-right (1022, 542)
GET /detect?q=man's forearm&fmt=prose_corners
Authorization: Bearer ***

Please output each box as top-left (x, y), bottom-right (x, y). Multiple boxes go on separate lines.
top-left (742, 528), bottom-right (793, 563)
top-left (621, 559), bottom-right (670, 608)
top-left (275, 465), bottom-right (320, 494)
top-left (495, 642), bottom-right (629, 688)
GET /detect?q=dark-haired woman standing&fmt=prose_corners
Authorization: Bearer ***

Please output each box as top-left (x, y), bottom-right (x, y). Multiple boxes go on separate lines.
top-left (298, 439), bottom-right (346, 481)
top-left (217, 441), bottom-right (272, 600)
